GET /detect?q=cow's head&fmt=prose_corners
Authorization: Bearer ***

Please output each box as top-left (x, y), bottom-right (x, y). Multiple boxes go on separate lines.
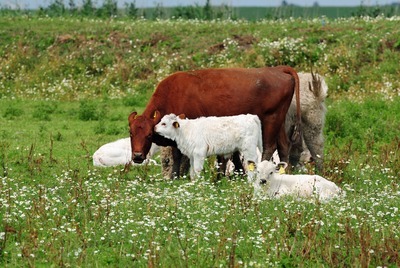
top-left (128, 110), bottom-right (161, 163)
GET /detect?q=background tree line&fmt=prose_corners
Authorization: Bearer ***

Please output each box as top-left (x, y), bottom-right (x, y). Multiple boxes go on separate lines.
top-left (0, 0), bottom-right (234, 20)
top-left (1, 0), bottom-right (398, 20)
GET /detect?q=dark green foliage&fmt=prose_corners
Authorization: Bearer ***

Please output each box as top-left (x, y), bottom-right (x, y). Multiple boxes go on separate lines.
top-left (78, 100), bottom-right (100, 121)
top-left (203, 0), bottom-right (212, 20)
top-left (124, 1), bottom-right (138, 18)
top-left (82, 0), bottom-right (95, 16)
top-left (32, 102), bottom-right (58, 121)
top-left (3, 105), bottom-right (24, 119)
top-left (352, 3), bottom-right (398, 18)
top-left (97, 0), bottom-right (118, 18)
top-left (43, 0), bottom-right (66, 17)
top-left (173, 5), bottom-right (204, 19)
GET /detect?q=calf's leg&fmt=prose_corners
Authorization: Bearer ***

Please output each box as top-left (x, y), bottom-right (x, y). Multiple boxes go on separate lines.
top-left (191, 154), bottom-right (205, 180)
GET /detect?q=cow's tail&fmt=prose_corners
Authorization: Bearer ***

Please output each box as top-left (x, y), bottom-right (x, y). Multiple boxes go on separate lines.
top-left (277, 65), bottom-right (302, 144)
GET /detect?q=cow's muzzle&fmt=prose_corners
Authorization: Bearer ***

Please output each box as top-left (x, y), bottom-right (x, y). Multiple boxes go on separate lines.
top-left (132, 152), bottom-right (145, 163)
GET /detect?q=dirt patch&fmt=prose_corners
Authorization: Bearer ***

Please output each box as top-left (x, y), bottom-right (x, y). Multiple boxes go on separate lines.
top-left (208, 34), bottom-right (258, 53)
top-left (54, 34), bottom-right (75, 44)
top-left (141, 32), bottom-right (170, 47)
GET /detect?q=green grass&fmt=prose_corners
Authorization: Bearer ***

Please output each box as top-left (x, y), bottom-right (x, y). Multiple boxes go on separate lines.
top-left (0, 16), bottom-right (399, 267)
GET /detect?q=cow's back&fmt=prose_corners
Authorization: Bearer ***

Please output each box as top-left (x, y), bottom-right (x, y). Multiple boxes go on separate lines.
top-left (149, 68), bottom-right (295, 119)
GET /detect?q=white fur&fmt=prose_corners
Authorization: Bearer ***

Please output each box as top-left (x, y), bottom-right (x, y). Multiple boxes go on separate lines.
top-left (155, 113), bottom-right (263, 180)
top-left (255, 160), bottom-right (343, 202)
top-left (93, 138), bottom-right (159, 167)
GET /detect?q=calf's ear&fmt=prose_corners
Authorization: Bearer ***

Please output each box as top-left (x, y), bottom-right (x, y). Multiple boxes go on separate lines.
top-left (178, 114), bottom-right (186, 119)
top-left (173, 122), bottom-right (180, 128)
top-left (276, 162), bottom-right (288, 174)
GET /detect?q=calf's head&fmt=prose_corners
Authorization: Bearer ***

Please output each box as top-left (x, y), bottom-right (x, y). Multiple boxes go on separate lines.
top-left (154, 113), bottom-right (185, 140)
top-left (257, 161), bottom-right (288, 184)
top-left (128, 111), bottom-right (161, 163)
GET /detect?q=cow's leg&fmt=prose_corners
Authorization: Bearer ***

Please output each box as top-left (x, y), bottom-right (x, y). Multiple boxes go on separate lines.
top-left (261, 122), bottom-right (279, 162)
top-left (262, 139), bottom-right (277, 161)
top-left (277, 124), bottom-right (290, 164)
top-left (160, 146), bottom-right (173, 179)
top-left (288, 139), bottom-right (303, 168)
top-left (171, 147), bottom-right (183, 179)
top-left (216, 155), bottom-right (228, 178)
top-left (180, 154), bottom-right (191, 178)
top-left (232, 151), bottom-right (244, 174)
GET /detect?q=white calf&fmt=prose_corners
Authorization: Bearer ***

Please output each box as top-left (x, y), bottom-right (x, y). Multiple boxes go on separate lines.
top-left (93, 138), bottom-right (159, 167)
top-left (255, 160), bottom-right (343, 202)
top-left (154, 113), bottom-right (263, 180)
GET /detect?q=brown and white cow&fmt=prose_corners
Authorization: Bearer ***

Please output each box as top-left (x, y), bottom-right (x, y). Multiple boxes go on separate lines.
top-left (128, 66), bottom-right (301, 178)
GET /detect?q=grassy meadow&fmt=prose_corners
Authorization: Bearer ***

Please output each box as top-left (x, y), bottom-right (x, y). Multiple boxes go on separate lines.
top-left (0, 15), bottom-right (400, 267)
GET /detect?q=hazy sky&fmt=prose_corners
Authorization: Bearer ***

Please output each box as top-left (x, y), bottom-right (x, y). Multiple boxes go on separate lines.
top-left (1, 0), bottom-right (398, 9)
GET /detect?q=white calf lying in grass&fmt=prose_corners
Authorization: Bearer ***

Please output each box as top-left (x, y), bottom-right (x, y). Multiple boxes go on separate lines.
top-left (154, 113), bottom-right (263, 180)
top-left (255, 160), bottom-right (343, 202)
top-left (93, 138), bottom-right (159, 167)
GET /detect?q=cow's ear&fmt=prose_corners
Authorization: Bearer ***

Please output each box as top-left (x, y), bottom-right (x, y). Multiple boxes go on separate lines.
top-left (173, 121), bottom-right (180, 128)
top-left (153, 110), bottom-right (161, 122)
top-left (128, 112), bottom-right (138, 124)
top-left (178, 114), bottom-right (186, 119)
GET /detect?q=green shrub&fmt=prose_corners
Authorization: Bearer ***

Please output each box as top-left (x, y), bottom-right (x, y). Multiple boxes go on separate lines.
top-left (78, 100), bottom-right (100, 121)
top-left (32, 102), bottom-right (58, 121)
top-left (3, 105), bottom-right (24, 119)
